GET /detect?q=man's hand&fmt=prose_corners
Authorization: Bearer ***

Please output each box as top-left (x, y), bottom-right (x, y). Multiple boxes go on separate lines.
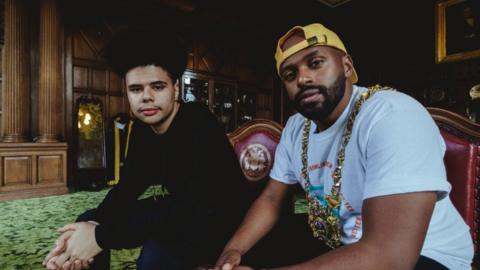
top-left (214, 249), bottom-right (242, 270)
top-left (212, 181), bottom-right (291, 270)
top-left (47, 222), bottom-right (102, 270)
top-left (43, 227), bottom-right (76, 269)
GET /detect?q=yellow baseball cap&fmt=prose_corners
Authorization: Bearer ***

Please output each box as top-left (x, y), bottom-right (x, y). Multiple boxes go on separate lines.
top-left (275, 23), bottom-right (358, 83)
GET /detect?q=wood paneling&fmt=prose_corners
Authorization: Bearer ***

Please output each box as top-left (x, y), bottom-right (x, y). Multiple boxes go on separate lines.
top-left (0, 143), bottom-right (68, 200)
top-left (73, 66), bottom-right (88, 89)
top-left (3, 156), bottom-right (30, 185)
top-left (80, 24), bottom-right (112, 56)
top-left (73, 32), bottom-right (96, 60)
top-left (256, 92), bottom-right (273, 120)
top-left (92, 68), bottom-right (106, 91)
top-left (108, 95), bottom-right (126, 118)
top-left (108, 71), bottom-right (122, 93)
top-left (38, 155), bottom-right (63, 183)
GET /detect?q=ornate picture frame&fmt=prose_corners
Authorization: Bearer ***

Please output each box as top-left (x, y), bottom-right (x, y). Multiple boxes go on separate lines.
top-left (435, 0), bottom-right (480, 63)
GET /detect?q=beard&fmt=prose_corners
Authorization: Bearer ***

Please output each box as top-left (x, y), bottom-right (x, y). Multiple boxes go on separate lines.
top-left (292, 73), bottom-right (346, 121)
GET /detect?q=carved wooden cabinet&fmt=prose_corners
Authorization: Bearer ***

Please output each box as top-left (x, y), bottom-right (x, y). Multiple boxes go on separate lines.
top-left (236, 85), bottom-right (256, 126)
top-left (182, 70), bottom-right (237, 132)
top-left (182, 70), bottom-right (274, 132)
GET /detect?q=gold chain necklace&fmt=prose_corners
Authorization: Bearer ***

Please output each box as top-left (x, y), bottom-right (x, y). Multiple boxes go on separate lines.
top-left (301, 85), bottom-right (393, 248)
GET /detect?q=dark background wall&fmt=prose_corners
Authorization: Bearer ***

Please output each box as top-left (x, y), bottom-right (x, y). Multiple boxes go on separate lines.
top-left (329, 0), bottom-right (479, 116)
top-left (7, 0), bottom-right (475, 189)
top-left (259, 0), bottom-right (478, 117)
top-left (60, 0), bottom-right (480, 118)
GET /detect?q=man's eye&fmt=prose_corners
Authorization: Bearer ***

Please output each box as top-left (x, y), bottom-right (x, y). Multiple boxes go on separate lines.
top-left (152, 84), bottom-right (165, 91)
top-left (310, 59), bottom-right (324, 68)
top-left (282, 71), bottom-right (296, 82)
top-left (129, 87), bottom-right (141, 92)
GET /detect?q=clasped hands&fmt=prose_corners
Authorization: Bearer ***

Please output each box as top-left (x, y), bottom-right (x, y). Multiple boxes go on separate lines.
top-left (42, 221), bottom-right (102, 270)
top-left (198, 249), bottom-right (254, 270)
top-left (44, 227), bottom-right (257, 270)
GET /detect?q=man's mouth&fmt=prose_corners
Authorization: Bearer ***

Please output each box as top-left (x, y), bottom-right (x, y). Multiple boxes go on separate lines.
top-left (140, 108), bottom-right (160, 116)
top-left (298, 89), bottom-right (324, 106)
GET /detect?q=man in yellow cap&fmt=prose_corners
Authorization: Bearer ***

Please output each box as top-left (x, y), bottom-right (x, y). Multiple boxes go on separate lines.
top-left (214, 23), bottom-right (473, 269)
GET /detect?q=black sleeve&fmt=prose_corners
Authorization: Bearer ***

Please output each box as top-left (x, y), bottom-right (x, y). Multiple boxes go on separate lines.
top-left (199, 110), bottom-right (250, 212)
top-left (172, 105), bottom-right (250, 234)
top-left (93, 126), bottom-right (151, 249)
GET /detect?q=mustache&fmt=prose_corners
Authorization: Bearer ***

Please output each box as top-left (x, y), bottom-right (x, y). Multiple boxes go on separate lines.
top-left (294, 85), bottom-right (328, 103)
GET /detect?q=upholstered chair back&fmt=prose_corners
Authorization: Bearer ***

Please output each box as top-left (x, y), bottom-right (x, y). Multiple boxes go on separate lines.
top-left (228, 119), bottom-right (283, 199)
top-left (428, 107), bottom-right (480, 266)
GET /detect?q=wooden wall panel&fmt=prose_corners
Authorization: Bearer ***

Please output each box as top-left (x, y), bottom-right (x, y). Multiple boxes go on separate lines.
top-left (73, 66), bottom-right (88, 89)
top-left (3, 156), bottom-right (30, 185)
top-left (0, 143), bottom-right (68, 200)
top-left (108, 71), bottom-right (122, 93)
top-left (38, 155), bottom-right (62, 183)
top-left (73, 32), bottom-right (96, 60)
top-left (108, 95), bottom-right (126, 119)
top-left (92, 68), bottom-right (106, 91)
top-left (256, 92), bottom-right (274, 120)
top-left (80, 24), bottom-right (112, 56)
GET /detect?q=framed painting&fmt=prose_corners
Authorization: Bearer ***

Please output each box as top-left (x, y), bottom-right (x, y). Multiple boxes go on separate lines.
top-left (435, 0), bottom-right (480, 63)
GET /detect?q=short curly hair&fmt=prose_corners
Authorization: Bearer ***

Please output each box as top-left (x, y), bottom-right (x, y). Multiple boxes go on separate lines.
top-left (105, 27), bottom-right (187, 83)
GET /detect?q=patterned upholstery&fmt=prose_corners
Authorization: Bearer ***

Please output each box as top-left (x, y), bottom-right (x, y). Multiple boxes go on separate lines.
top-left (228, 119), bottom-right (283, 198)
top-left (428, 107), bottom-right (480, 266)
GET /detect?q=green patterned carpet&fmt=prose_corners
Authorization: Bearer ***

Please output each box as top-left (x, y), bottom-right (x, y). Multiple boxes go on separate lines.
top-left (0, 189), bottom-right (139, 270)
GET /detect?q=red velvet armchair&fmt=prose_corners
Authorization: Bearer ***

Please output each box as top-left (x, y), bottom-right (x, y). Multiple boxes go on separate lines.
top-left (428, 107), bottom-right (480, 267)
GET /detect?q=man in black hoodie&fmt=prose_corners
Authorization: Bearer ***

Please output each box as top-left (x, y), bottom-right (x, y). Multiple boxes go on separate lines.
top-left (43, 28), bottom-right (250, 270)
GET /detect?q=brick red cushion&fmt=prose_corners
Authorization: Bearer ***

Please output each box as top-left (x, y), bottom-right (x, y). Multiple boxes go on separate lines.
top-left (442, 130), bottom-right (478, 241)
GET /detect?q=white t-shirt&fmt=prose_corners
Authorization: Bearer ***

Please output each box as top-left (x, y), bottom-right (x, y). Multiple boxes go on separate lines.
top-left (270, 85), bottom-right (474, 269)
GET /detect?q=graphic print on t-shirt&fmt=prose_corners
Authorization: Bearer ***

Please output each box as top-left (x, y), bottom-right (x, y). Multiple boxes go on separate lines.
top-left (304, 159), bottom-right (363, 241)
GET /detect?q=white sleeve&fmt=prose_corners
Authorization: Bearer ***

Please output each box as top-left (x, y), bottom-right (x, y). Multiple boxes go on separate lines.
top-left (269, 118), bottom-right (299, 185)
top-left (363, 107), bottom-right (451, 200)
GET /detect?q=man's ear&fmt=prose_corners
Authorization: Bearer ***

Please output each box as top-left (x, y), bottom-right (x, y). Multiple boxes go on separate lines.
top-left (343, 54), bottom-right (354, 79)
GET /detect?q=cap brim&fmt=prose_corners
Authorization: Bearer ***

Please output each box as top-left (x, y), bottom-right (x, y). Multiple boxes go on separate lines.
top-left (350, 67), bottom-right (358, 84)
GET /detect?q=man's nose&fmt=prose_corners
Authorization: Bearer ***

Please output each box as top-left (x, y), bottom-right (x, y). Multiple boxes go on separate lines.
top-left (297, 67), bottom-right (314, 87)
top-left (142, 88), bottom-right (154, 101)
